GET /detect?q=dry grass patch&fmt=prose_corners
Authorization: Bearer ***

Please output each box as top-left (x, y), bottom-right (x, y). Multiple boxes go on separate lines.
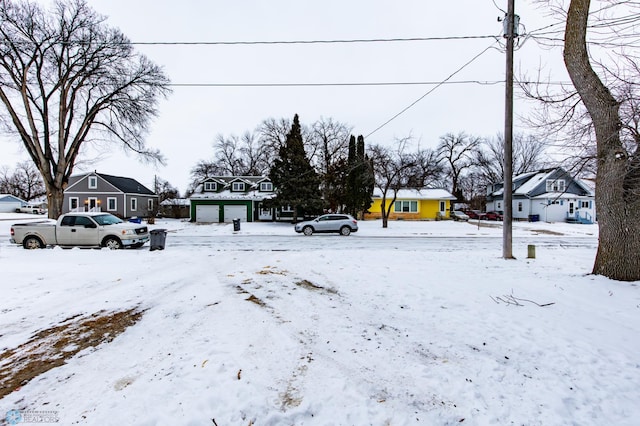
top-left (296, 280), bottom-right (338, 295)
top-left (0, 307), bottom-right (144, 398)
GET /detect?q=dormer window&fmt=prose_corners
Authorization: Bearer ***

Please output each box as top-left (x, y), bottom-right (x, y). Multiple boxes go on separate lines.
top-left (546, 179), bottom-right (566, 192)
top-left (232, 182), bottom-right (245, 192)
top-left (260, 182), bottom-right (273, 192)
top-left (204, 182), bottom-right (217, 192)
top-left (88, 176), bottom-right (97, 189)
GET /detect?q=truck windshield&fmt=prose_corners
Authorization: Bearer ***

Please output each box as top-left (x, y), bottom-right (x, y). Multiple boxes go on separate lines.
top-left (92, 214), bottom-right (123, 226)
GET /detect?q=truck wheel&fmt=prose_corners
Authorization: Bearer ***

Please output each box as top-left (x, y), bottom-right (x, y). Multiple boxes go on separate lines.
top-left (23, 236), bottom-right (44, 249)
top-left (103, 237), bottom-right (122, 250)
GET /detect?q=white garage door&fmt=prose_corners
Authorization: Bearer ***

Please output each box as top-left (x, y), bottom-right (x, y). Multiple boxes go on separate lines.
top-left (196, 205), bottom-right (219, 223)
top-left (223, 205), bottom-right (247, 223)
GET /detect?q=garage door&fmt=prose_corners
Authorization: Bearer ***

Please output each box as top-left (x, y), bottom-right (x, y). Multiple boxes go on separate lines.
top-left (223, 205), bottom-right (247, 223)
top-left (195, 205), bottom-right (219, 223)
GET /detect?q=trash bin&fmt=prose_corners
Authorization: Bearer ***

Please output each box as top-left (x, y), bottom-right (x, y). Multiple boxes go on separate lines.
top-left (528, 214), bottom-right (540, 222)
top-left (149, 229), bottom-right (167, 251)
top-left (232, 218), bottom-right (241, 232)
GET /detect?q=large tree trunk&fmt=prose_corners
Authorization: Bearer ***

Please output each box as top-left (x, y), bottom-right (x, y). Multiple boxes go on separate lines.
top-left (564, 0), bottom-right (640, 281)
top-left (46, 184), bottom-right (65, 219)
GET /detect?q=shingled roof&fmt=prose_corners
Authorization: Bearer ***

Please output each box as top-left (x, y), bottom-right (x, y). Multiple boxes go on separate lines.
top-left (97, 173), bottom-right (155, 195)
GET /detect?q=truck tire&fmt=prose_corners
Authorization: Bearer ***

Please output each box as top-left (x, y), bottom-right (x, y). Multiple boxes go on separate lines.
top-left (23, 236), bottom-right (44, 249)
top-left (102, 237), bottom-right (123, 250)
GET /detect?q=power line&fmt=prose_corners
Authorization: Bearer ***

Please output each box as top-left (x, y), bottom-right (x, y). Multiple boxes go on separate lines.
top-left (125, 35), bottom-right (499, 46)
top-left (364, 40), bottom-right (501, 139)
top-left (168, 80), bottom-right (571, 88)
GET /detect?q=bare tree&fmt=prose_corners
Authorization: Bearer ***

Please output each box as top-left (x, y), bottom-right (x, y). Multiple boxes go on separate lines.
top-left (239, 131), bottom-right (271, 175)
top-left (436, 132), bottom-right (481, 203)
top-left (308, 117), bottom-right (352, 172)
top-left (0, 161), bottom-right (46, 201)
top-left (0, 0), bottom-right (170, 218)
top-left (475, 133), bottom-right (548, 185)
top-left (563, 0), bottom-right (640, 281)
top-left (257, 117), bottom-right (293, 168)
top-left (307, 117), bottom-right (352, 207)
top-left (368, 138), bottom-right (433, 228)
top-left (186, 160), bottom-right (225, 196)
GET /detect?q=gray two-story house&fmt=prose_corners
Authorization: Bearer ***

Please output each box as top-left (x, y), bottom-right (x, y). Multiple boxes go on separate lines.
top-left (63, 172), bottom-right (158, 219)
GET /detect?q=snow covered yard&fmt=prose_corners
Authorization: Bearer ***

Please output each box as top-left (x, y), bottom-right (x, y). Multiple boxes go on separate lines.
top-left (0, 215), bottom-right (638, 425)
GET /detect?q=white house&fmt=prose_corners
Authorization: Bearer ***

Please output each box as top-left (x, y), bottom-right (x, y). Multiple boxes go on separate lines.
top-left (486, 167), bottom-right (595, 223)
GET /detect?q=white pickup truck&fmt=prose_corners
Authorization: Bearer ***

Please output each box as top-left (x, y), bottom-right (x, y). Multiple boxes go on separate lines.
top-left (10, 212), bottom-right (150, 249)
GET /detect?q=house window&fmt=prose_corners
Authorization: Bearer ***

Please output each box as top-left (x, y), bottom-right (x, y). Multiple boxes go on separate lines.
top-left (439, 201), bottom-right (445, 212)
top-left (260, 182), bottom-right (273, 192)
top-left (580, 201), bottom-right (590, 208)
top-left (518, 202), bottom-right (523, 212)
top-left (148, 199), bottom-right (154, 211)
top-left (87, 197), bottom-right (98, 211)
top-left (394, 201), bottom-right (417, 213)
top-left (281, 205), bottom-right (294, 212)
top-left (204, 182), bottom-right (216, 191)
top-left (232, 182), bottom-right (245, 192)
top-left (88, 176), bottom-right (97, 189)
top-left (130, 198), bottom-right (137, 212)
top-left (546, 179), bottom-right (566, 192)
top-left (69, 197), bottom-right (79, 211)
top-left (107, 197), bottom-right (117, 211)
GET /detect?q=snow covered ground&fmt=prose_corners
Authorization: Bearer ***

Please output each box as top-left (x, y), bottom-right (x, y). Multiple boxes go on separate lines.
top-left (0, 213), bottom-right (638, 425)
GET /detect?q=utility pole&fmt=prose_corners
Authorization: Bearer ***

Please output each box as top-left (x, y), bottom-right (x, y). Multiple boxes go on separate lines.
top-left (503, 0), bottom-right (516, 259)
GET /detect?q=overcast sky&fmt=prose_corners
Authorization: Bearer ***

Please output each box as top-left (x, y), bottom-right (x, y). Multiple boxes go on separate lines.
top-left (1, 1), bottom-right (564, 193)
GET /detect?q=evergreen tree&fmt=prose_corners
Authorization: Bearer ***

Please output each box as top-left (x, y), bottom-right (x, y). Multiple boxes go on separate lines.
top-left (345, 135), bottom-right (374, 218)
top-left (345, 135), bottom-right (358, 215)
top-left (269, 114), bottom-right (323, 221)
top-left (356, 135), bottom-right (375, 217)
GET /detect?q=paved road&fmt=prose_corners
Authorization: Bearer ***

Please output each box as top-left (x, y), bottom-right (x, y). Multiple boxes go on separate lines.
top-left (163, 233), bottom-right (599, 252)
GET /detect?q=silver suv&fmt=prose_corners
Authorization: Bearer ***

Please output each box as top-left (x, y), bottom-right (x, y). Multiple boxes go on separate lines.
top-left (294, 214), bottom-right (358, 236)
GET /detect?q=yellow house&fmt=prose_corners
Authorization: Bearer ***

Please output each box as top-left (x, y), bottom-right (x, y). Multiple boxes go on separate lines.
top-left (365, 188), bottom-right (457, 221)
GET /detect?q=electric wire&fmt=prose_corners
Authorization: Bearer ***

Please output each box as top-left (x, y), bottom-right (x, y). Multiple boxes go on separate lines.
top-left (364, 39), bottom-right (501, 139)
top-left (122, 35), bottom-right (499, 46)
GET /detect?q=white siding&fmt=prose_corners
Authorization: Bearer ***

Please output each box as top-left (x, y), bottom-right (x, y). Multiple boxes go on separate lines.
top-left (223, 205), bottom-right (247, 222)
top-left (196, 205), bottom-right (219, 223)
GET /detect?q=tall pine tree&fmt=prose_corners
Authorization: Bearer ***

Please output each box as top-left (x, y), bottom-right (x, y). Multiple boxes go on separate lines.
top-left (355, 135), bottom-right (375, 218)
top-left (345, 135), bottom-right (374, 218)
top-left (269, 114), bottom-right (323, 222)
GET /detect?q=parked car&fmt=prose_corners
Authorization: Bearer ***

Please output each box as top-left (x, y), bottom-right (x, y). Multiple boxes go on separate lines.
top-left (294, 214), bottom-right (358, 236)
top-left (17, 205), bottom-right (47, 215)
top-left (10, 212), bottom-right (149, 249)
top-left (451, 211), bottom-right (470, 221)
top-left (464, 210), bottom-right (487, 220)
top-left (485, 211), bottom-right (504, 221)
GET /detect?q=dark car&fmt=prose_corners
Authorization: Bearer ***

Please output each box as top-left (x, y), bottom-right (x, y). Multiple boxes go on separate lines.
top-left (294, 214), bottom-right (358, 236)
top-left (485, 211), bottom-right (504, 221)
top-left (464, 210), bottom-right (487, 220)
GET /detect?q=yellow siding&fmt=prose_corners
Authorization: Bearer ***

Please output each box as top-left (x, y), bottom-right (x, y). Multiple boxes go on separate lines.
top-left (365, 198), bottom-right (451, 220)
